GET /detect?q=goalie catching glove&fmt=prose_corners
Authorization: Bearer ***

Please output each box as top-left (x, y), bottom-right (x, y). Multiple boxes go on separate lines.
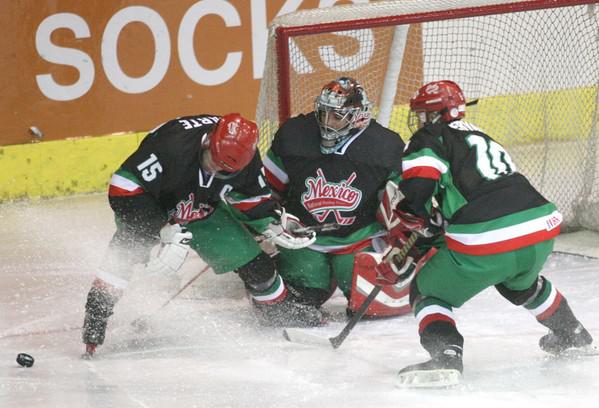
top-left (262, 208), bottom-right (316, 250)
top-left (145, 223), bottom-right (192, 275)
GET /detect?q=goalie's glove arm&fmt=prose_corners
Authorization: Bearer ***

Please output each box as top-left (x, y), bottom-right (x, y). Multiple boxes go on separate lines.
top-left (261, 207), bottom-right (316, 250)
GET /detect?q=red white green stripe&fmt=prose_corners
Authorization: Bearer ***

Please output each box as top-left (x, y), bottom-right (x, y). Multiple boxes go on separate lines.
top-left (528, 283), bottom-right (562, 321)
top-left (226, 193), bottom-right (273, 212)
top-left (108, 173), bottom-right (144, 197)
top-left (415, 304), bottom-right (456, 334)
top-left (263, 154), bottom-right (289, 192)
top-left (402, 149), bottom-right (449, 181)
top-left (251, 275), bottom-right (288, 304)
top-left (445, 206), bottom-right (562, 255)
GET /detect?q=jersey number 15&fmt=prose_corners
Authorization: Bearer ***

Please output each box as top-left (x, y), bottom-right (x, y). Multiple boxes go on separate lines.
top-left (137, 153), bottom-right (163, 182)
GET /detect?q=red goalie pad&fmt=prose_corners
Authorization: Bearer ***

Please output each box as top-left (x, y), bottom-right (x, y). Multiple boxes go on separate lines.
top-left (348, 247), bottom-right (437, 317)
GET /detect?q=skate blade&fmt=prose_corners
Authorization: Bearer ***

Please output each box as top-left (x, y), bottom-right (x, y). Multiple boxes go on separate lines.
top-left (396, 368), bottom-right (461, 388)
top-left (557, 343), bottom-right (599, 358)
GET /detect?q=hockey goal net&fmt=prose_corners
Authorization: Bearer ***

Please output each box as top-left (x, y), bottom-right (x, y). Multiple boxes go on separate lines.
top-left (256, 0), bottom-right (599, 231)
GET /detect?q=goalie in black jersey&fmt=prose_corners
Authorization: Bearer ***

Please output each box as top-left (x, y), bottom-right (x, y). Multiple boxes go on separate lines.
top-left (373, 80), bottom-right (594, 387)
top-left (82, 113), bottom-right (317, 356)
top-left (261, 77), bottom-right (432, 325)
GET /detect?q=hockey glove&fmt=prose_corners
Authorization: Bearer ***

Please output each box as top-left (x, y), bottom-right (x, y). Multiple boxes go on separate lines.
top-left (262, 208), bottom-right (316, 250)
top-left (374, 244), bottom-right (417, 286)
top-left (377, 180), bottom-right (405, 230)
top-left (145, 223), bottom-right (192, 275)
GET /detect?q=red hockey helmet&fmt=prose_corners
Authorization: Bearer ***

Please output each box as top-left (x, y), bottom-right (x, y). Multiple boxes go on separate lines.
top-left (408, 80), bottom-right (466, 132)
top-left (205, 113), bottom-right (258, 174)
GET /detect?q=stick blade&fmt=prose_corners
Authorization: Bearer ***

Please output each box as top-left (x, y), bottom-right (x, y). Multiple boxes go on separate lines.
top-left (282, 328), bottom-right (334, 347)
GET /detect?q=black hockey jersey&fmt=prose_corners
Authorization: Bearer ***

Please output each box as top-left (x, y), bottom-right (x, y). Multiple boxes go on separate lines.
top-left (264, 112), bottom-right (404, 253)
top-left (109, 114), bottom-right (275, 226)
top-left (400, 120), bottom-right (562, 255)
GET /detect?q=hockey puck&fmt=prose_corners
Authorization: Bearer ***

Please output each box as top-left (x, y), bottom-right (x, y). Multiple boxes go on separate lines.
top-left (16, 353), bottom-right (34, 367)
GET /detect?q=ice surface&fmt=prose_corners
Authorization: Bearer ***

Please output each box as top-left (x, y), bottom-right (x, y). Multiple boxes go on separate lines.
top-left (1, 194), bottom-right (598, 408)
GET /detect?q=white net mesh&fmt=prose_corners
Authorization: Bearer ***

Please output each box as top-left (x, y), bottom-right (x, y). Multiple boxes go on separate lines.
top-left (256, 0), bottom-right (599, 231)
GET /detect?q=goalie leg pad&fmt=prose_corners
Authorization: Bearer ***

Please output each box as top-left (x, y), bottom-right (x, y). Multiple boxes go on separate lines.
top-left (349, 248), bottom-right (437, 317)
top-left (348, 252), bottom-right (411, 317)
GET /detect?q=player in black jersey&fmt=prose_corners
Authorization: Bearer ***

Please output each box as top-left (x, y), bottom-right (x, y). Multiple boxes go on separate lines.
top-left (262, 77), bottom-right (426, 324)
top-left (374, 81), bottom-right (593, 387)
top-left (81, 113), bottom-right (317, 356)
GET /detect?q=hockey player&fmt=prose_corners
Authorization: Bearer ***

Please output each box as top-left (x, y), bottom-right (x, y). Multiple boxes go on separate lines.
top-left (261, 77), bottom-right (417, 325)
top-left (375, 80), bottom-right (594, 387)
top-left (82, 113), bottom-right (317, 356)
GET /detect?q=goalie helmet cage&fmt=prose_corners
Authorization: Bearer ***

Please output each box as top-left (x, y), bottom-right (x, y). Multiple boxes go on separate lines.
top-left (256, 0), bottom-right (599, 231)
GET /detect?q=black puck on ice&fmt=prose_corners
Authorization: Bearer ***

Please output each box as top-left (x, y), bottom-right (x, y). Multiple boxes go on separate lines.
top-left (16, 353), bottom-right (34, 367)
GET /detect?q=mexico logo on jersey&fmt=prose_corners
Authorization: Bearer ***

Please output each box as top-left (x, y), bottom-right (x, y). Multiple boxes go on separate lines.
top-left (301, 168), bottom-right (362, 225)
top-left (170, 193), bottom-right (214, 223)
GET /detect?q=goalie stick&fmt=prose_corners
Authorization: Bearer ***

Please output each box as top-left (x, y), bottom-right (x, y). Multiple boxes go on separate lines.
top-left (283, 232), bottom-right (418, 349)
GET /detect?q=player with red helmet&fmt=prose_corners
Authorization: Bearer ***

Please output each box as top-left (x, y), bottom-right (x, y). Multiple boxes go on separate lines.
top-left (82, 113), bottom-right (318, 356)
top-left (373, 80), bottom-right (593, 387)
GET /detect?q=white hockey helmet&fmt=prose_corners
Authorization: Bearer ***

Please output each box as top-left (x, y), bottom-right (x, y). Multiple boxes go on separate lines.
top-left (314, 77), bottom-right (371, 154)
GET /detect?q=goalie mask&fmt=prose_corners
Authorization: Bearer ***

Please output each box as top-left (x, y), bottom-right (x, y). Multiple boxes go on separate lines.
top-left (408, 80), bottom-right (466, 133)
top-left (314, 77), bottom-right (371, 154)
top-left (201, 113), bottom-right (258, 179)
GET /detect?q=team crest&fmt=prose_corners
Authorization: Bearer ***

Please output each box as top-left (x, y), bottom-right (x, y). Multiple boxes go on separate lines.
top-left (170, 193), bottom-right (214, 223)
top-left (301, 169), bottom-right (362, 225)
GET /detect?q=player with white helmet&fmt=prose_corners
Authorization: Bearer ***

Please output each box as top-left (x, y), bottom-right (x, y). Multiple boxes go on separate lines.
top-left (374, 80), bottom-right (593, 387)
top-left (82, 113), bottom-right (316, 356)
top-left (261, 77), bottom-right (434, 325)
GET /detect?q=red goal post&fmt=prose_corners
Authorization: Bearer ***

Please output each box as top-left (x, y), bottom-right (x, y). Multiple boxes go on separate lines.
top-left (256, 0), bottom-right (599, 231)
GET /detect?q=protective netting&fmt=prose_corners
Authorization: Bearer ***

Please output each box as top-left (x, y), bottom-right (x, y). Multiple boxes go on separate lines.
top-left (256, 0), bottom-right (599, 231)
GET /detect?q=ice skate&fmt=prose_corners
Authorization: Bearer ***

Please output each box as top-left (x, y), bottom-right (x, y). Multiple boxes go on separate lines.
top-left (252, 296), bottom-right (326, 328)
top-left (540, 323), bottom-right (595, 357)
top-left (397, 346), bottom-right (463, 388)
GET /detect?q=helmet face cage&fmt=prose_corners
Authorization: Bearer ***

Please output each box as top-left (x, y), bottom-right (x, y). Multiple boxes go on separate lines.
top-left (408, 80), bottom-right (466, 133)
top-left (314, 77), bottom-right (371, 154)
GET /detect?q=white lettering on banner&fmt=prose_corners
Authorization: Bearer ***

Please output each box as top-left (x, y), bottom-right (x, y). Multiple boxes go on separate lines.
top-left (102, 6), bottom-right (171, 94)
top-left (35, 13), bottom-right (94, 101)
top-left (179, 0), bottom-right (242, 86)
top-left (34, 1), bottom-right (376, 101)
top-left (320, 29), bottom-right (374, 72)
top-left (250, 0), bottom-right (304, 79)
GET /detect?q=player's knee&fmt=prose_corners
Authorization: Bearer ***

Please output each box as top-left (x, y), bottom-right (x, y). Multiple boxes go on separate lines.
top-left (496, 276), bottom-right (546, 306)
top-left (236, 252), bottom-right (277, 292)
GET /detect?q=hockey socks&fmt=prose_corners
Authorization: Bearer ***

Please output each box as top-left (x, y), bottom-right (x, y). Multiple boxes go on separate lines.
top-left (523, 277), bottom-right (593, 354)
top-left (398, 298), bottom-right (464, 388)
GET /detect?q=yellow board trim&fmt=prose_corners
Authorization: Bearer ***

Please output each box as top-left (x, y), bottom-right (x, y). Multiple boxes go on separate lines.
top-left (0, 133), bottom-right (145, 201)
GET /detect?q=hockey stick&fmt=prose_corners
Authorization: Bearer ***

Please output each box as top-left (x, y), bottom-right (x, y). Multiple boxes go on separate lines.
top-left (283, 233), bottom-right (418, 349)
top-left (130, 263), bottom-right (212, 330)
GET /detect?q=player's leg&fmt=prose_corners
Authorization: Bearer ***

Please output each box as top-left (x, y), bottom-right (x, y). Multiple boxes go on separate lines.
top-left (83, 193), bottom-right (166, 353)
top-left (185, 206), bottom-right (324, 327)
top-left (496, 240), bottom-right (593, 355)
top-left (264, 246), bottom-right (333, 326)
top-left (398, 247), bottom-right (514, 385)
